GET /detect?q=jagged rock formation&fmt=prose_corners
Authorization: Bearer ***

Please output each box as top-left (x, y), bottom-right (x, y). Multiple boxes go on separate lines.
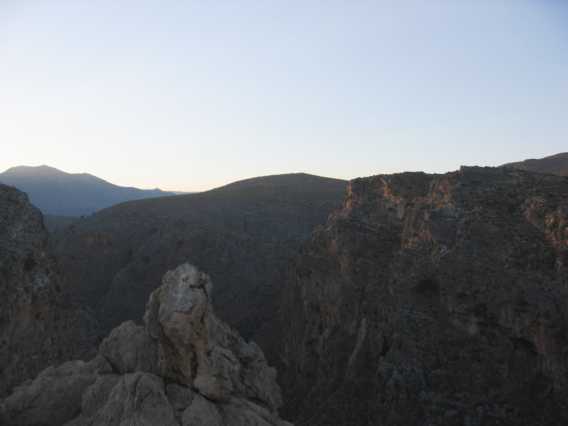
top-left (503, 152), bottom-right (568, 176)
top-left (52, 173), bottom-right (346, 356)
top-left (0, 184), bottom-right (97, 398)
top-left (280, 167), bottom-right (568, 425)
top-left (1, 263), bottom-right (291, 426)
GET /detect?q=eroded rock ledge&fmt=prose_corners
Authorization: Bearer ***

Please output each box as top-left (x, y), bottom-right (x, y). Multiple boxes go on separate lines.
top-left (281, 167), bottom-right (568, 425)
top-left (1, 263), bottom-right (291, 426)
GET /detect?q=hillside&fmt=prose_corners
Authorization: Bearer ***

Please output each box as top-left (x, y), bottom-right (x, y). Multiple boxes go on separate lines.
top-left (43, 214), bottom-right (79, 233)
top-left (0, 165), bottom-right (173, 216)
top-left (53, 173), bottom-right (347, 352)
top-left (502, 152), bottom-right (568, 176)
top-left (280, 167), bottom-right (568, 425)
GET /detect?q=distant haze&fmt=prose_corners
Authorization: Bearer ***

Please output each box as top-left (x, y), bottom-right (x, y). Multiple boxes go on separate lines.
top-left (0, 165), bottom-right (173, 216)
top-left (1, 1), bottom-right (567, 191)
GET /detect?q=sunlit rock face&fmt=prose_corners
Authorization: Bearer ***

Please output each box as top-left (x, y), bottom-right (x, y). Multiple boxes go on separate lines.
top-left (280, 167), bottom-right (568, 426)
top-left (1, 263), bottom-right (292, 426)
top-left (0, 184), bottom-right (97, 398)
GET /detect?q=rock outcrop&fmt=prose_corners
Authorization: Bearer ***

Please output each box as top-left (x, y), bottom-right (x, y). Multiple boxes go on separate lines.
top-left (0, 184), bottom-right (97, 397)
top-left (1, 263), bottom-right (291, 426)
top-left (280, 167), bottom-right (568, 425)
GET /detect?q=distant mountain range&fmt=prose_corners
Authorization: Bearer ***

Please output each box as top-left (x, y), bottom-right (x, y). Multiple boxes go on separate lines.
top-left (502, 152), bottom-right (568, 176)
top-left (0, 165), bottom-right (174, 216)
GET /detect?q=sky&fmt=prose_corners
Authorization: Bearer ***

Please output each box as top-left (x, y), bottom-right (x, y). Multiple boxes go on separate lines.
top-left (1, 1), bottom-right (567, 191)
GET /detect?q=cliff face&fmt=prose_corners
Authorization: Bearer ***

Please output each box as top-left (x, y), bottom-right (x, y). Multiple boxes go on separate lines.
top-left (281, 167), bottom-right (568, 425)
top-left (0, 184), bottom-right (97, 397)
top-left (1, 264), bottom-right (291, 426)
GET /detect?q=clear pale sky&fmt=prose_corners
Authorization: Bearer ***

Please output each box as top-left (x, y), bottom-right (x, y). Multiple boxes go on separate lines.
top-left (1, 1), bottom-right (567, 191)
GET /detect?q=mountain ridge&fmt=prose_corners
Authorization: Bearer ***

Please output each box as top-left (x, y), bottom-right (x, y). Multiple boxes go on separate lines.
top-left (0, 165), bottom-right (173, 216)
top-left (502, 152), bottom-right (568, 176)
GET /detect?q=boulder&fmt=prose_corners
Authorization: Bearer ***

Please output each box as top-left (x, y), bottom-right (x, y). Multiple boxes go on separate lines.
top-left (67, 372), bottom-right (178, 426)
top-left (182, 394), bottom-right (223, 426)
top-left (99, 320), bottom-right (158, 374)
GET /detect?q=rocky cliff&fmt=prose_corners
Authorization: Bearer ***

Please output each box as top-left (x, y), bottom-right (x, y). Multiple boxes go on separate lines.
top-left (280, 167), bottom-right (568, 425)
top-left (1, 263), bottom-right (292, 426)
top-left (0, 184), bottom-right (97, 397)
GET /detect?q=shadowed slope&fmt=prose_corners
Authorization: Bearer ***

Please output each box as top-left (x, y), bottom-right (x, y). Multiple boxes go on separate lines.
top-left (503, 152), bottom-right (568, 176)
top-left (53, 173), bottom-right (347, 355)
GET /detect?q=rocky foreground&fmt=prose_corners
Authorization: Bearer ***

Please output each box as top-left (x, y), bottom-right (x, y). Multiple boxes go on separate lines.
top-left (1, 263), bottom-right (291, 426)
top-left (281, 167), bottom-right (568, 425)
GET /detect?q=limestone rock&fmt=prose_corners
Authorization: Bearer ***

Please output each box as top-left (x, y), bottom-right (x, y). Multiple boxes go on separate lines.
top-left (144, 264), bottom-right (212, 389)
top-left (166, 383), bottom-right (195, 422)
top-left (0, 357), bottom-right (110, 426)
top-left (79, 374), bottom-right (121, 418)
top-left (220, 398), bottom-right (294, 426)
top-left (1, 263), bottom-right (291, 426)
top-left (145, 264), bottom-right (283, 409)
top-left (0, 184), bottom-right (98, 397)
top-left (281, 167), bottom-right (568, 425)
top-left (67, 372), bottom-right (178, 426)
top-left (182, 394), bottom-right (223, 426)
top-left (99, 320), bottom-right (158, 374)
